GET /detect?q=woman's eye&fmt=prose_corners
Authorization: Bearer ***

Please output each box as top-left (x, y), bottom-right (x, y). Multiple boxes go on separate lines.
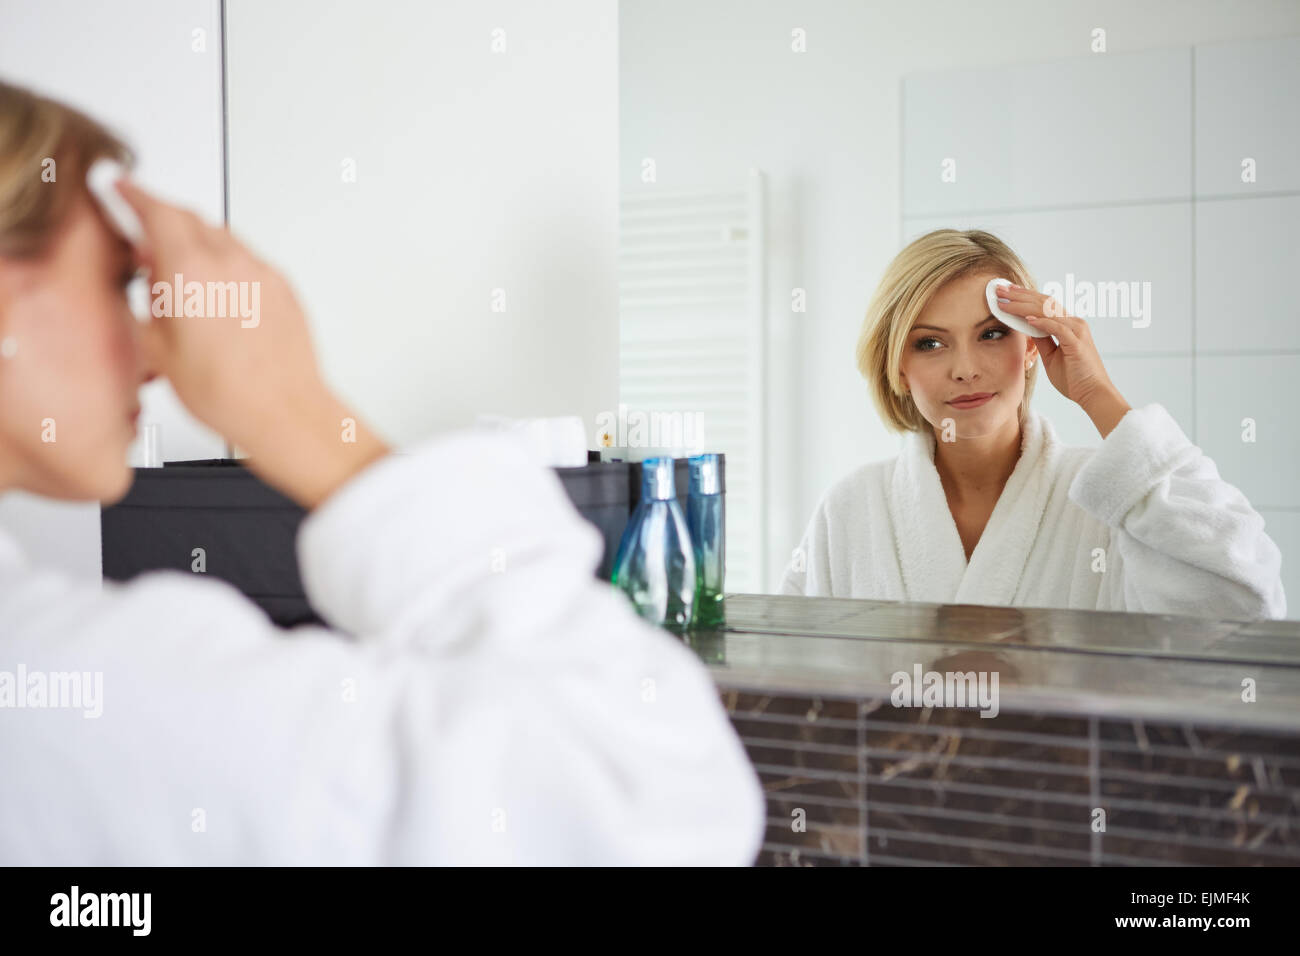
top-left (915, 328), bottom-right (1006, 351)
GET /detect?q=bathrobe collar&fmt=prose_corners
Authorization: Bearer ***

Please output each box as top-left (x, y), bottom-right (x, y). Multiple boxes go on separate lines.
top-left (890, 409), bottom-right (1060, 605)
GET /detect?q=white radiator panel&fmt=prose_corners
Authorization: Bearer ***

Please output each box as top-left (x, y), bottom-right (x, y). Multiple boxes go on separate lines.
top-left (619, 171), bottom-right (767, 593)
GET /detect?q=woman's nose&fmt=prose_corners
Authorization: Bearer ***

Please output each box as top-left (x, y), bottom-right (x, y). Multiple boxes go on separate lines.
top-left (949, 348), bottom-right (980, 381)
top-left (130, 320), bottom-right (159, 386)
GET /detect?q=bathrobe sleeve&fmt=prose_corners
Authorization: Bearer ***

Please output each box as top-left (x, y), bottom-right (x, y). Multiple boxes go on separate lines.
top-left (0, 429), bottom-right (764, 865)
top-left (1067, 403), bottom-right (1286, 620)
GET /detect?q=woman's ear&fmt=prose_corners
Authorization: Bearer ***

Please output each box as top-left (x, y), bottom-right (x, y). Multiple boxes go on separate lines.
top-left (1024, 342), bottom-right (1038, 369)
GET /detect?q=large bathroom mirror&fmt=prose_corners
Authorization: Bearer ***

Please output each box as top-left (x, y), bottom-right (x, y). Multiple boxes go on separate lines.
top-left (617, 2), bottom-right (1300, 614)
top-left (225, 0), bottom-right (1300, 618)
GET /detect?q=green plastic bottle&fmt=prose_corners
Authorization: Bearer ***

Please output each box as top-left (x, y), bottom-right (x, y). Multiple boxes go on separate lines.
top-left (687, 454), bottom-right (725, 630)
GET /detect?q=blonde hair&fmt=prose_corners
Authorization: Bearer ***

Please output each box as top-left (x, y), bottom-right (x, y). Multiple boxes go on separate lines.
top-left (856, 229), bottom-right (1040, 433)
top-left (0, 80), bottom-right (132, 258)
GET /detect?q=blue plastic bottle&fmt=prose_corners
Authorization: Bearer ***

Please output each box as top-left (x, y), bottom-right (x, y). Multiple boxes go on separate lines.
top-left (610, 457), bottom-right (695, 633)
top-left (686, 453), bottom-right (725, 630)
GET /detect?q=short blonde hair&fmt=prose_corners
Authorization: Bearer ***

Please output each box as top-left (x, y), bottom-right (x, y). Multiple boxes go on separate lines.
top-left (0, 80), bottom-right (133, 258)
top-left (856, 228), bottom-right (1039, 433)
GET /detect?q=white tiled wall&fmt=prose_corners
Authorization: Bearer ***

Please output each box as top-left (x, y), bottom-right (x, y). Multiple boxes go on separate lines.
top-left (1034, 356), bottom-right (1196, 451)
top-left (902, 47), bottom-right (1192, 215)
top-left (1195, 355), bottom-right (1300, 508)
top-left (1194, 36), bottom-right (1300, 196)
top-left (1195, 195), bottom-right (1300, 351)
top-left (902, 37), bottom-right (1300, 617)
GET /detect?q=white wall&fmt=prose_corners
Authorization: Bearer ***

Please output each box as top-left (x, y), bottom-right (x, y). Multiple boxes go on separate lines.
top-left (0, 0), bottom-right (227, 584)
top-left (619, 0), bottom-right (1300, 594)
top-left (224, 0), bottom-right (620, 447)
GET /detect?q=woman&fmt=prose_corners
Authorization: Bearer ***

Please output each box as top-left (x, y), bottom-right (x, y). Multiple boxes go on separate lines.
top-left (0, 81), bottom-right (764, 864)
top-left (781, 229), bottom-right (1286, 620)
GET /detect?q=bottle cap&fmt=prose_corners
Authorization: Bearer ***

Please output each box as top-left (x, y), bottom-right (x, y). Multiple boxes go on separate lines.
top-left (640, 457), bottom-right (676, 500)
top-left (688, 454), bottom-right (720, 495)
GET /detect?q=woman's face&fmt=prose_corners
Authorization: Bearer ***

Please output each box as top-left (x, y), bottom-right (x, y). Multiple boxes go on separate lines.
top-left (0, 190), bottom-right (152, 503)
top-left (899, 270), bottom-right (1037, 439)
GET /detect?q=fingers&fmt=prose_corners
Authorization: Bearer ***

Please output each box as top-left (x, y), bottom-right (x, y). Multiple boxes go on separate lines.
top-left (114, 178), bottom-right (216, 255)
top-left (1024, 312), bottom-right (1078, 345)
top-left (1032, 330), bottom-right (1059, 359)
top-left (991, 293), bottom-right (1038, 317)
top-left (995, 284), bottom-right (1048, 307)
top-left (993, 286), bottom-right (1039, 320)
top-left (995, 284), bottom-right (1054, 311)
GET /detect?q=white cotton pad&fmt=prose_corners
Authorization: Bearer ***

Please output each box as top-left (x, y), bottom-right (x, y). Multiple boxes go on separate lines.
top-left (85, 158), bottom-right (145, 246)
top-left (985, 276), bottom-right (1049, 338)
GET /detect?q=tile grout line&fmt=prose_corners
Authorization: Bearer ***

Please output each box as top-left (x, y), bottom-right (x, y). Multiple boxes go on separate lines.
top-left (903, 188), bottom-right (1300, 222)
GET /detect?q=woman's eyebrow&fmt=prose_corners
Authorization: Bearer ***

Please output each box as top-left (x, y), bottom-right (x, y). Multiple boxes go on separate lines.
top-left (912, 315), bottom-right (1000, 332)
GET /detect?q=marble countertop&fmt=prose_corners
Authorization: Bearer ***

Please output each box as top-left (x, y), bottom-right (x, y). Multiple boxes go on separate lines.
top-left (690, 595), bottom-right (1300, 731)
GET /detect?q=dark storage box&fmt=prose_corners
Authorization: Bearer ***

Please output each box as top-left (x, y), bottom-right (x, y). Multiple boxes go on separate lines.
top-left (101, 452), bottom-right (724, 628)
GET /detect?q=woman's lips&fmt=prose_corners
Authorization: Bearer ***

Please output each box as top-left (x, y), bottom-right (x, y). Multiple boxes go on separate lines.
top-left (948, 393), bottom-right (995, 409)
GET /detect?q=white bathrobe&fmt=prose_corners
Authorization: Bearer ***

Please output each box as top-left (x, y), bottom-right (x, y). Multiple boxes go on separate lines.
top-left (781, 403), bottom-right (1287, 620)
top-left (0, 429), bottom-right (765, 865)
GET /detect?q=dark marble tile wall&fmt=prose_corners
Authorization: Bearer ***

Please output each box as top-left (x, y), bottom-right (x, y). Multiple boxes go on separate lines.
top-left (722, 689), bottom-right (1300, 867)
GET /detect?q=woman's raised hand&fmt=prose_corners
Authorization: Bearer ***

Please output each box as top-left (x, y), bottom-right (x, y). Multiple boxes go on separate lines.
top-left (115, 178), bottom-right (322, 445)
top-left (991, 282), bottom-right (1109, 406)
top-left (115, 179), bottom-right (389, 507)
top-left (992, 282), bottom-right (1133, 439)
